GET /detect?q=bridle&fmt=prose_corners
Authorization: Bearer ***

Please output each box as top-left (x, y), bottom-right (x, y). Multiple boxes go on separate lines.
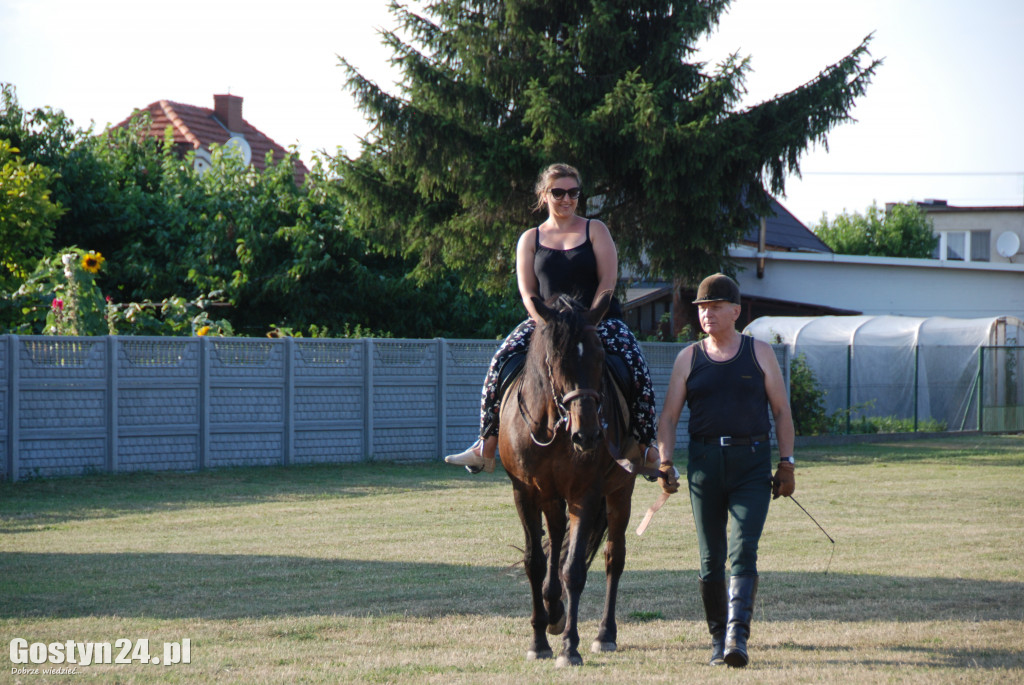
top-left (514, 322), bottom-right (668, 482)
top-left (517, 325), bottom-right (603, 448)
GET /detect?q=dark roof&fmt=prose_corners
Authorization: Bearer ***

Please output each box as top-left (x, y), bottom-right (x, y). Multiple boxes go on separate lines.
top-left (624, 285), bottom-right (673, 308)
top-left (115, 96), bottom-right (308, 186)
top-left (740, 197), bottom-right (832, 253)
top-left (914, 200), bottom-right (1024, 214)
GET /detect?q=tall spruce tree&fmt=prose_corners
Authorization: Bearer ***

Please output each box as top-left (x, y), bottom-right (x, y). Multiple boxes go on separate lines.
top-left (337, 0), bottom-right (879, 299)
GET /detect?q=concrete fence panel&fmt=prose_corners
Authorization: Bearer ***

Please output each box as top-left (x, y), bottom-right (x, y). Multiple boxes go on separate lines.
top-left (1, 335), bottom-right (770, 481)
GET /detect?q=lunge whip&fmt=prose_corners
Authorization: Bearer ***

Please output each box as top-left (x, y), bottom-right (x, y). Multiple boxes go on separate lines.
top-left (789, 495), bottom-right (834, 544)
top-left (789, 495), bottom-right (836, 574)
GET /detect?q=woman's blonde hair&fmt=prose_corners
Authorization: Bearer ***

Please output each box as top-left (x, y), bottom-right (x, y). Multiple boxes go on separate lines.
top-left (531, 163), bottom-right (582, 213)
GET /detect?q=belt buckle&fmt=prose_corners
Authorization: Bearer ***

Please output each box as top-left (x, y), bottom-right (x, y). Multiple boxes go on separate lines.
top-left (719, 436), bottom-right (733, 447)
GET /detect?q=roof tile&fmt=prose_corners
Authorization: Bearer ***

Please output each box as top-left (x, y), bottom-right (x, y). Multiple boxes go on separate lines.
top-left (115, 96), bottom-right (309, 185)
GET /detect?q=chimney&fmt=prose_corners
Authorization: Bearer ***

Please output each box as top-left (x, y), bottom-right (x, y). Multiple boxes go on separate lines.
top-left (213, 94), bottom-right (243, 132)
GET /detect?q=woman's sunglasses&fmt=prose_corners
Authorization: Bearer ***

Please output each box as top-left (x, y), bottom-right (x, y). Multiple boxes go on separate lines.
top-left (549, 187), bottom-right (581, 200)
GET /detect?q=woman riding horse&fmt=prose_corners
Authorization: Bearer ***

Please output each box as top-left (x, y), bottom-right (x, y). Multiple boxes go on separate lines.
top-left (445, 163), bottom-right (660, 473)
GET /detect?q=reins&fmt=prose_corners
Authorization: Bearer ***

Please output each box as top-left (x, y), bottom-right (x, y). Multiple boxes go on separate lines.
top-left (514, 319), bottom-right (668, 480)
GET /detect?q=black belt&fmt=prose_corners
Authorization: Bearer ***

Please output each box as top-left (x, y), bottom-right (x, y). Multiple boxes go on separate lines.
top-left (692, 433), bottom-right (770, 447)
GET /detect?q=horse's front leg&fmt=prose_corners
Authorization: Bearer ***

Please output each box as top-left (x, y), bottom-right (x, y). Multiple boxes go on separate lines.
top-left (512, 485), bottom-right (552, 660)
top-left (542, 500), bottom-right (567, 637)
top-left (593, 481), bottom-right (634, 653)
top-left (556, 496), bottom-right (600, 668)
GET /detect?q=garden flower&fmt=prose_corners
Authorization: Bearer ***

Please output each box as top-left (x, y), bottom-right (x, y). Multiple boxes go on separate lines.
top-left (81, 252), bottom-right (105, 273)
top-left (196, 326), bottom-right (210, 336)
top-left (52, 298), bottom-right (64, 311)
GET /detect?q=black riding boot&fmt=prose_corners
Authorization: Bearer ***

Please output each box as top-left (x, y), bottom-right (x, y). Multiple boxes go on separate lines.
top-left (698, 579), bottom-right (728, 666)
top-left (723, 574), bottom-right (758, 668)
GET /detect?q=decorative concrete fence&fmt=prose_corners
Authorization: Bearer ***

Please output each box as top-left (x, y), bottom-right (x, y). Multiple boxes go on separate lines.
top-left (2, 335), bottom-right (764, 482)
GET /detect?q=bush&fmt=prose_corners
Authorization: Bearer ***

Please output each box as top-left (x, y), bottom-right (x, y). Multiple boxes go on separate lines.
top-left (847, 415), bottom-right (947, 434)
top-left (788, 352), bottom-right (831, 435)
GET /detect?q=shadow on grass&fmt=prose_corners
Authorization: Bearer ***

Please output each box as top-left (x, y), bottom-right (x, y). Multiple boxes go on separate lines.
top-left (797, 433), bottom-right (1024, 467)
top-left (1, 552), bottom-right (1021, 625)
top-left (814, 647), bottom-right (1023, 673)
top-left (0, 462), bottom-right (498, 533)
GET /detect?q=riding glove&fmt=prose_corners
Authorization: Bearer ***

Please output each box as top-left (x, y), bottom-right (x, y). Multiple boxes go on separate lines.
top-left (660, 462), bottom-right (680, 495)
top-left (771, 461), bottom-right (795, 499)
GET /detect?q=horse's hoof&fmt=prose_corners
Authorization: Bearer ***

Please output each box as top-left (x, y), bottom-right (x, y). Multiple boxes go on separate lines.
top-left (547, 613), bottom-right (567, 635)
top-left (591, 640), bottom-right (617, 653)
top-left (526, 649), bottom-right (553, 661)
top-left (555, 653), bottom-right (583, 668)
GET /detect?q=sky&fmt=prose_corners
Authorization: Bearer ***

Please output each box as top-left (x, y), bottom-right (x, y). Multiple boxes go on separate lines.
top-left (2, 0), bottom-right (1023, 228)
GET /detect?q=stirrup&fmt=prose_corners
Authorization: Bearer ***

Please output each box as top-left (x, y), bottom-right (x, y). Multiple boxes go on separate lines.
top-left (642, 443), bottom-right (661, 482)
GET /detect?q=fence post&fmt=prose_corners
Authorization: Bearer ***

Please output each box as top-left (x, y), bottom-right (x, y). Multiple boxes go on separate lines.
top-left (363, 338), bottom-right (374, 461)
top-left (107, 336), bottom-right (118, 474)
top-left (846, 344), bottom-right (852, 434)
top-left (199, 336), bottom-right (210, 470)
top-left (437, 338), bottom-right (447, 460)
top-left (6, 335), bottom-right (16, 482)
top-left (977, 346), bottom-right (985, 432)
top-left (913, 344), bottom-right (919, 432)
top-left (283, 337), bottom-right (294, 467)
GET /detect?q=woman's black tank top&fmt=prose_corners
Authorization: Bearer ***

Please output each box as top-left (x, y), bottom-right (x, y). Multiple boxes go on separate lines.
top-left (685, 335), bottom-right (771, 437)
top-left (534, 220), bottom-right (621, 317)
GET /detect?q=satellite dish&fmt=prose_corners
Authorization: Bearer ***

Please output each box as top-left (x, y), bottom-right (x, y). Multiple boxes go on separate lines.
top-left (996, 231), bottom-right (1021, 258)
top-left (224, 135), bottom-right (252, 165)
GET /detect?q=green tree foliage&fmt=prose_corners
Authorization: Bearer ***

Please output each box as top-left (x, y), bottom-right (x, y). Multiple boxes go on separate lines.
top-left (0, 138), bottom-right (65, 286)
top-left (1, 84), bottom-right (520, 338)
top-left (336, 0), bottom-right (880, 293)
top-left (812, 202), bottom-right (938, 258)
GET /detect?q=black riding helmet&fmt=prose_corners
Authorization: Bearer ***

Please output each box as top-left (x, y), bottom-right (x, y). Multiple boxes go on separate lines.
top-left (692, 273), bottom-right (741, 305)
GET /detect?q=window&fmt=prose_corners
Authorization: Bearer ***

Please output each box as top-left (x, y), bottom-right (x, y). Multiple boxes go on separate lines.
top-left (936, 230), bottom-right (991, 262)
top-left (945, 232), bottom-right (965, 261)
top-left (971, 231), bottom-right (991, 262)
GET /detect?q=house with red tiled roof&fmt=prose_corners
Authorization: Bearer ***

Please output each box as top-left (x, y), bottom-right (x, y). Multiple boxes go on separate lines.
top-left (115, 94), bottom-right (308, 185)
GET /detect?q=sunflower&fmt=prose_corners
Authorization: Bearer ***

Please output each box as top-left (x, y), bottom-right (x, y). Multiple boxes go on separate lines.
top-left (81, 252), bottom-right (105, 274)
top-left (196, 326), bottom-right (210, 337)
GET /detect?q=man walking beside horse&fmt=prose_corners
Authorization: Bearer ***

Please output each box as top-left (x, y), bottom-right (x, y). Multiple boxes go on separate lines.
top-left (657, 273), bottom-right (797, 668)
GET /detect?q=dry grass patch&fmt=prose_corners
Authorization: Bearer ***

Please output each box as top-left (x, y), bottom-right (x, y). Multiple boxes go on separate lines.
top-left (1, 433), bottom-right (1022, 683)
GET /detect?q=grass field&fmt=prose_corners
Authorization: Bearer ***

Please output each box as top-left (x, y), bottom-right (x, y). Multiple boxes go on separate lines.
top-left (2, 434), bottom-right (1023, 683)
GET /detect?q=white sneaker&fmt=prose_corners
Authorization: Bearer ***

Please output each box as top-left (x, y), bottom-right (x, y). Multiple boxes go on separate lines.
top-left (445, 439), bottom-right (486, 473)
top-left (643, 442), bottom-right (660, 469)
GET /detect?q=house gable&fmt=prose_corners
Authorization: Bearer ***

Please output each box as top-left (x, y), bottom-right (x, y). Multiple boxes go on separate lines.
top-left (739, 197), bottom-right (832, 253)
top-left (115, 94), bottom-right (308, 186)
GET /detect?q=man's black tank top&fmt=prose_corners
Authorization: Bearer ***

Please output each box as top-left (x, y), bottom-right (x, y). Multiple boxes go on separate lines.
top-left (685, 335), bottom-right (771, 438)
top-left (534, 219), bottom-right (622, 318)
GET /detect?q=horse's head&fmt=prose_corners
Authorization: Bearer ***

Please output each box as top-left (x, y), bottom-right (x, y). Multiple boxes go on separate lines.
top-left (531, 291), bottom-right (613, 453)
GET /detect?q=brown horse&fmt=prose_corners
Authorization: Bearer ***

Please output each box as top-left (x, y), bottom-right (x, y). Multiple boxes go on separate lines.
top-left (499, 291), bottom-right (638, 667)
